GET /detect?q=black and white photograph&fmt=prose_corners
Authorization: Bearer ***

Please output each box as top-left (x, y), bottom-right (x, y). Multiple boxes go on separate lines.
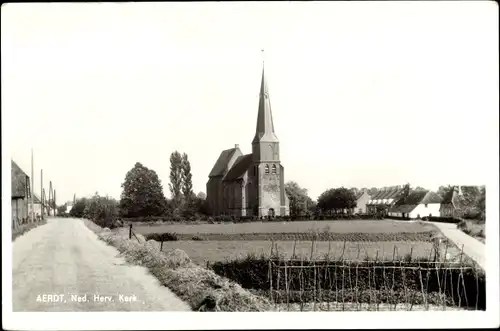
top-left (2, 1), bottom-right (499, 330)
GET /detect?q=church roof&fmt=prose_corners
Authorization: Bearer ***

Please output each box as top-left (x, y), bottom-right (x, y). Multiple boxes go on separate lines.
top-left (252, 62), bottom-right (279, 144)
top-left (223, 154), bottom-right (253, 182)
top-left (208, 148), bottom-right (238, 178)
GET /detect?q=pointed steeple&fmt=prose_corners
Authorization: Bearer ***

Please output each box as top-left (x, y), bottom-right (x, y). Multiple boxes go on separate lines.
top-left (253, 50), bottom-right (279, 144)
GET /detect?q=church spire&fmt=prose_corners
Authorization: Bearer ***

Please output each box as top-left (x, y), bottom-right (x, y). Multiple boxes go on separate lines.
top-left (253, 50), bottom-right (279, 144)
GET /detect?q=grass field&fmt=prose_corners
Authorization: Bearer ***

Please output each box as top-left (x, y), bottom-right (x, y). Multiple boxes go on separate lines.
top-left (120, 219), bottom-right (449, 265)
top-left (145, 240), bottom-right (439, 264)
top-left (132, 220), bottom-right (437, 236)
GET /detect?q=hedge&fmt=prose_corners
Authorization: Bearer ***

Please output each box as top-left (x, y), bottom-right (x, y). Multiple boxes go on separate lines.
top-left (118, 214), bottom-right (386, 225)
top-left (422, 216), bottom-right (462, 224)
top-left (209, 255), bottom-right (485, 310)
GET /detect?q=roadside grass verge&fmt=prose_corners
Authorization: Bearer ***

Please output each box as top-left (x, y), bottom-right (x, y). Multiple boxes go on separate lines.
top-left (12, 220), bottom-right (48, 241)
top-left (84, 220), bottom-right (271, 312)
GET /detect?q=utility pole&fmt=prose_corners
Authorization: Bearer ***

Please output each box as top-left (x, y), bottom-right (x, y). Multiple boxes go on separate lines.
top-left (54, 189), bottom-right (57, 216)
top-left (41, 169), bottom-right (44, 220)
top-left (43, 188), bottom-right (46, 217)
top-left (31, 148), bottom-right (35, 223)
top-left (49, 181), bottom-right (53, 216)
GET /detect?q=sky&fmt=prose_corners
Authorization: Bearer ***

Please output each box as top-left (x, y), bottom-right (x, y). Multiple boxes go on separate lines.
top-left (2, 2), bottom-right (498, 204)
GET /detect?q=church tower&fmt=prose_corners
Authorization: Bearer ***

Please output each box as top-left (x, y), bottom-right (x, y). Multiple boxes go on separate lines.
top-left (250, 55), bottom-right (288, 217)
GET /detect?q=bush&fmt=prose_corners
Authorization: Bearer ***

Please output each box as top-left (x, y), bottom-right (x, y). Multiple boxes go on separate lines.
top-left (84, 194), bottom-right (119, 228)
top-left (145, 232), bottom-right (179, 242)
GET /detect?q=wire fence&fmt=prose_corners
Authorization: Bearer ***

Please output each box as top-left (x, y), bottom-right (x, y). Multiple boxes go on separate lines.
top-left (267, 253), bottom-right (485, 311)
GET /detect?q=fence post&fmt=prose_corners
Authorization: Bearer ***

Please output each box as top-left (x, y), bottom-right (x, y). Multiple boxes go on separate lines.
top-left (160, 240), bottom-right (163, 252)
top-left (129, 224), bottom-right (132, 239)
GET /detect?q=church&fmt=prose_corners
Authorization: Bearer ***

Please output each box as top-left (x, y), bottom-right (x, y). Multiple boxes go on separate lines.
top-left (206, 62), bottom-right (290, 218)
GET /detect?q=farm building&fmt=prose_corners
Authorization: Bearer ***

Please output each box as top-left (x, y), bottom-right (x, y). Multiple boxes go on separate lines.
top-left (439, 186), bottom-right (482, 218)
top-left (389, 190), bottom-right (442, 219)
top-left (350, 191), bottom-right (371, 214)
top-left (206, 63), bottom-right (289, 217)
top-left (11, 160), bottom-right (30, 227)
top-left (366, 186), bottom-right (405, 216)
top-left (32, 193), bottom-right (47, 216)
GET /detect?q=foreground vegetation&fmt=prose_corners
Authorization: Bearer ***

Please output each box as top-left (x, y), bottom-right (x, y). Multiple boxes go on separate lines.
top-left (85, 220), bottom-right (271, 312)
top-left (209, 254), bottom-right (486, 310)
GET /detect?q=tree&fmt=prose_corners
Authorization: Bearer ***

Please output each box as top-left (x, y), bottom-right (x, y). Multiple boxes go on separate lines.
top-left (459, 186), bottom-right (482, 218)
top-left (57, 204), bottom-right (67, 215)
top-left (368, 187), bottom-right (379, 196)
top-left (181, 153), bottom-right (194, 201)
top-left (197, 191), bottom-right (207, 200)
top-left (350, 187), bottom-right (361, 197)
top-left (84, 193), bottom-right (119, 228)
top-left (285, 181), bottom-right (313, 216)
top-left (70, 198), bottom-right (88, 218)
top-left (119, 162), bottom-right (167, 218)
top-left (317, 187), bottom-right (357, 214)
top-left (169, 151), bottom-right (183, 207)
top-left (437, 185), bottom-right (454, 199)
top-left (477, 186), bottom-right (485, 221)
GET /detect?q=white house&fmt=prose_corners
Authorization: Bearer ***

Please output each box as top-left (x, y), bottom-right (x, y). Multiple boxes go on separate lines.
top-left (366, 186), bottom-right (405, 216)
top-left (65, 204), bottom-right (73, 214)
top-left (352, 191), bottom-right (371, 214)
top-left (389, 190), bottom-right (442, 219)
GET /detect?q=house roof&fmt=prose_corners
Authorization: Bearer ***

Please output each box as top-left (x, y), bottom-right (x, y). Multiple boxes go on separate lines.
top-left (11, 160), bottom-right (28, 198)
top-left (355, 191), bottom-right (367, 200)
top-left (421, 191), bottom-right (442, 204)
top-left (390, 190), bottom-right (441, 214)
top-left (223, 154), bottom-right (253, 182)
top-left (208, 148), bottom-right (238, 177)
top-left (367, 186), bottom-right (403, 205)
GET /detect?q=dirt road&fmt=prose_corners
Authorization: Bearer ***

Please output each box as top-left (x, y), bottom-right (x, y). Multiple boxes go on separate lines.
top-left (12, 217), bottom-right (191, 311)
top-left (431, 221), bottom-right (486, 270)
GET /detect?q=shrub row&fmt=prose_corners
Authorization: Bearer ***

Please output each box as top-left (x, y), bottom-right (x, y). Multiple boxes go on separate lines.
top-left (209, 255), bottom-right (485, 310)
top-left (144, 231), bottom-right (437, 242)
top-left (84, 220), bottom-right (271, 312)
top-left (421, 216), bottom-right (462, 224)
top-left (120, 214), bottom-right (386, 225)
top-left (212, 214), bottom-right (385, 223)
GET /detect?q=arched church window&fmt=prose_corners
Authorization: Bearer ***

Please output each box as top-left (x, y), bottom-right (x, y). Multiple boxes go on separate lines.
top-left (272, 164), bottom-right (277, 174)
top-left (265, 164), bottom-right (269, 174)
